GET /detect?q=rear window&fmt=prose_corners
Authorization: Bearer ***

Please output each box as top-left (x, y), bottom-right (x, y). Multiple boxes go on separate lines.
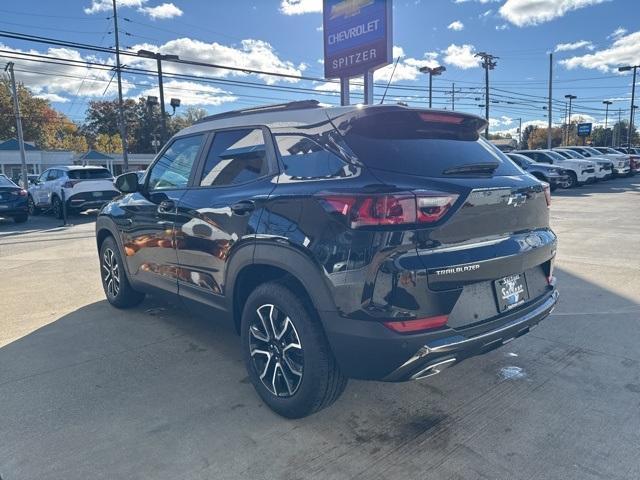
top-left (0, 175), bottom-right (16, 187)
top-left (67, 168), bottom-right (112, 180)
top-left (339, 111), bottom-right (521, 178)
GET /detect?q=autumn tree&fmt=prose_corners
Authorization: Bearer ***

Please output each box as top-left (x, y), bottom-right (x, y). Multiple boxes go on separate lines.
top-left (528, 127), bottom-right (563, 149)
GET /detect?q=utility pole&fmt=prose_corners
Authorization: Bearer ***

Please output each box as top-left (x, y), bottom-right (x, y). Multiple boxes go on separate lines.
top-left (138, 50), bottom-right (180, 144)
top-left (475, 52), bottom-right (498, 137)
top-left (565, 94), bottom-right (577, 145)
top-left (419, 65), bottom-right (446, 109)
top-left (617, 108), bottom-right (622, 147)
top-left (451, 82), bottom-right (455, 111)
top-left (618, 65), bottom-right (638, 147)
top-left (547, 53), bottom-right (553, 149)
top-left (603, 100), bottom-right (613, 146)
top-left (5, 62), bottom-right (28, 190)
top-left (517, 117), bottom-right (522, 147)
top-left (563, 101), bottom-right (568, 146)
top-left (112, 0), bottom-right (129, 172)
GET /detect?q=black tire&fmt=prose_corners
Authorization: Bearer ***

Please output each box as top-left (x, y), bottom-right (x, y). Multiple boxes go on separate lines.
top-left (99, 236), bottom-right (145, 308)
top-left (13, 214), bottom-right (28, 223)
top-left (241, 281), bottom-right (347, 418)
top-left (51, 195), bottom-right (63, 219)
top-left (566, 171), bottom-right (578, 188)
top-left (27, 195), bottom-right (40, 215)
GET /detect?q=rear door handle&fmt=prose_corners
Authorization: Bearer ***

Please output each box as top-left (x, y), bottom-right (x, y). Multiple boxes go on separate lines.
top-left (230, 200), bottom-right (255, 215)
top-left (158, 199), bottom-right (175, 213)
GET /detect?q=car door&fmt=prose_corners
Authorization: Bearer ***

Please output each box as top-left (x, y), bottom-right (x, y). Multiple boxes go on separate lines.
top-left (31, 170), bottom-right (49, 205)
top-left (117, 134), bottom-right (206, 295)
top-left (174, 127), bottom-right (278, 310)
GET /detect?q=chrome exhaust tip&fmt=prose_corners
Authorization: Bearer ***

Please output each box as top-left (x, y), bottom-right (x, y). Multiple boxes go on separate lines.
top-left (411, 358), bottom-right (457, 380)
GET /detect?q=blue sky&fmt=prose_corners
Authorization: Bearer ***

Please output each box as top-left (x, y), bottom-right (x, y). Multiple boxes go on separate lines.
top-left (1, 0), bottom-right (639, 135)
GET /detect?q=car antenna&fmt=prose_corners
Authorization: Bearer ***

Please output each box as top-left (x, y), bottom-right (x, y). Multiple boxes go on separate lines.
top-left (380, 56), bottom-right (400, 105)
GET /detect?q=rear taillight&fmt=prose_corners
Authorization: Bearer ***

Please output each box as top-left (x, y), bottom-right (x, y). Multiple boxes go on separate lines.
top-left (383, 315), bottom-right (449, 333)
top-left (318, 191), bottom-right (458, 228)
top-left (543, 184), bottom-right (551, 208)
top-left (11, 189), bottom-right (27, 197)
top-left (63, 180), bottom-right (79, 188)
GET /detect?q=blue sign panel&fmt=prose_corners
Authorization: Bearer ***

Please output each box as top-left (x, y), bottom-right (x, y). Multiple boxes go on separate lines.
top-left (577, 123), bottom-right (593, 137)
top-left (323, 0), bottom-right (393, 79)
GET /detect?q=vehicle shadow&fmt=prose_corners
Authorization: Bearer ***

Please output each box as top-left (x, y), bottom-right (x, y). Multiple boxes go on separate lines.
top-left (0, 210), bottom-right (98, 238)
top-left (552, 174), bottom-right (640, 197)
top-left (1, 268), bottom-right (639, 479)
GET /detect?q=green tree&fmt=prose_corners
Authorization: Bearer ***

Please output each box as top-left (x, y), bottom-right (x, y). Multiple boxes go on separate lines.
top-left (521, 125), bottom-right (536, 149)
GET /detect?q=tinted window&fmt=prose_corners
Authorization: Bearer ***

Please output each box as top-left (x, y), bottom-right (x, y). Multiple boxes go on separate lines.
top-left (148, 135), bottom-right (204, 190)
top-left (340, 111), bottom-right (520, 177)
top-left (200, 129), bottom-right (268, 187)
top-left (275, 134), bottom-right (351, 179)
top-left (68, 168), bottom-right (112, 180)
top-left (0, 175), bottom-right (16, 187)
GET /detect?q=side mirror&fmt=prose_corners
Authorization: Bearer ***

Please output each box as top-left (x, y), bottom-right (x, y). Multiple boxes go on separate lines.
top-left (114, 172), bottom-right (141, 193)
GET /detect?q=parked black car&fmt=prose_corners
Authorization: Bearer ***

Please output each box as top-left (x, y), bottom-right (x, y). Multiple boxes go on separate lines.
top-left (0, 174), bottom-right (28, 223)
top-left (506, 153), bottom-right (569, 190)
top-left (96, 101), bottom-right (559, 418)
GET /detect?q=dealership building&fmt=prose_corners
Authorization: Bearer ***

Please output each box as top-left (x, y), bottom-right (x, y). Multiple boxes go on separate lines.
top-left (0, 139), bottom-right (155, 180)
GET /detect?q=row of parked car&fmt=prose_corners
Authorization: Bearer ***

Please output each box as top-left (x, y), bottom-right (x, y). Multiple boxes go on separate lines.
top-left (0, 144), bottom-right (638, 225)
top-left (0, 166), bottom-right (119, 223)
top-left (506, 146), bottom-right (639, 190)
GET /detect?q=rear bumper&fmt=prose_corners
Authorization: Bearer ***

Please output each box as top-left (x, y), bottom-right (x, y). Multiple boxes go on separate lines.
top-left (0, 202), bottom-right (28, 216)
top-left (322, 288), bottom-right (558, 381)
top-left (67, 191), bottom-right (118, 210)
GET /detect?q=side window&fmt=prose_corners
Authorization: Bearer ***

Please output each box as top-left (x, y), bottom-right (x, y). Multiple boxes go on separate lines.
top-left (274, 134), bottom-right (351, 179)
top-left (47, 170), bottom-right (59, 181)
top-left (199, 128), bottom-right (269, 187)
top-left (148, 135), bottom-right (204, 191)
top-left (38, 170), bottom-right (49, 183)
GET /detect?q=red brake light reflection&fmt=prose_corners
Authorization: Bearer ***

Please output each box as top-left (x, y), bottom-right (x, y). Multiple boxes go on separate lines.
top-left (383, 315), bottom-right (449, 333)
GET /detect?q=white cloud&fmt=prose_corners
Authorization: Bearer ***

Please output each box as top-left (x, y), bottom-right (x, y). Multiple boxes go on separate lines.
top-left (493, 119), bottom-right (547, 137)
top-left (139, 80), bottom-right (237, 106)
top-left (479, 9), bottom-right (493, 18)
top-left (495, 24), bottom-right (509, 30)
top-left (608, 27), bottom-right (627, 40)
top-left (448, 21), bottom-right (464, 31)
top-left (454, 0), bottom-right (500, 3)
top-left (128, 38), bottom-right (306, 85)
top-left (490, 115), bottom-right (514, 127)
top-left (279, 0), bottom-right (322, 15)
top-left (34, 93), bottom-right (70, 103)
top-left (554, 40), bottom-right (594, 52)
top-left (84, 0), bottom-right (146, 14)
top-left (374, 47), bottom-right (442, 83)
top-left (139, 2), bottom-right (183, 19)
top-left (442, 44), bottom-right (481, 69)
top-left (0, 43), bottom-right (134, 98)
top-left (560, 31), bottom-right (640, 72)
top-left (499, 0), bottom-right (608, 27)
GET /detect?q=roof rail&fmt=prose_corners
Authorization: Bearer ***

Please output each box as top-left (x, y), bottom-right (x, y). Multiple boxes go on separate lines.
top-left (194, 100), bottom-right (322, 124)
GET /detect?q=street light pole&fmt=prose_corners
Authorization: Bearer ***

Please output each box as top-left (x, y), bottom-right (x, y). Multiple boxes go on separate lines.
top-left (111, 0), bottom-right (129, 172)
top-left (619, 65), bottom-right (639, 147)
top-left (419, 65), bottom-right (446, 109)
top-left (138, 49), bottom-right (179, 145)
top-left (603, 100), bottom-right (613, 146)
top-left (565, 94), bottom-right (577, 145)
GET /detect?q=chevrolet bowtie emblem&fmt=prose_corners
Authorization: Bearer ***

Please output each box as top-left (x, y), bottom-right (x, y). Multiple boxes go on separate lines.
top-left (507, 193), bottom-right (527, 207)
top-left (330, 0), bottom-right (374, 19)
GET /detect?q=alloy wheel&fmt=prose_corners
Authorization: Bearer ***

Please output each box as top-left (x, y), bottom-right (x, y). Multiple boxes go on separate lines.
top-left (249, 304), bottom-right (303, 397)
top-left (102, 248), bottom-right (121, 298)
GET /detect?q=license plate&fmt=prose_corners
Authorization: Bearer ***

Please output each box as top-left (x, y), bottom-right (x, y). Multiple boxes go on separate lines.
top-left (494, 273), bottom-right (529, 312)
top-left (92, 191), bottom-right (102, 197)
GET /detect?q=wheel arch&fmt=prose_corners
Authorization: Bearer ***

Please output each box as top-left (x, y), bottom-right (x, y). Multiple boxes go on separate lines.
top-left (227, 243), bottom-right (336, 334)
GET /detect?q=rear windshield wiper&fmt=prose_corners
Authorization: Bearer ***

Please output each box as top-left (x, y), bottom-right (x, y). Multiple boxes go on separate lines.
top-left (442, 162), bottom-right (500, 176)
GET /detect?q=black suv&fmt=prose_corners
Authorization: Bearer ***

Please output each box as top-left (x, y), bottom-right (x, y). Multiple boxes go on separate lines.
top-left (96, 101), bottom-right (559, 418)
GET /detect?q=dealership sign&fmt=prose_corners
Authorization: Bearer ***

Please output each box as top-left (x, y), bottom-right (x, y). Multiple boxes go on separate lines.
top-left (323, 0), bottom-right (393, 79)
top-left (577, 123), bottom-right (593, 137)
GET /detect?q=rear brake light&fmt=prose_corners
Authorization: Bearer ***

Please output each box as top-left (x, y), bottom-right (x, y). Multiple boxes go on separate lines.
top-left (319, 191), bottom-right (458, 228)
top-left (417, 112), bottom-right (465, 124)
top-left (383, 315), bottom-right (448, 333)
top-left (542, 184), bottom-right (551, 208)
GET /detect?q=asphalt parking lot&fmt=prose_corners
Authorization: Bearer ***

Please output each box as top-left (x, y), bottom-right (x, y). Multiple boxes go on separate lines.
top-left (1, 178), bottom-right (639, 480)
